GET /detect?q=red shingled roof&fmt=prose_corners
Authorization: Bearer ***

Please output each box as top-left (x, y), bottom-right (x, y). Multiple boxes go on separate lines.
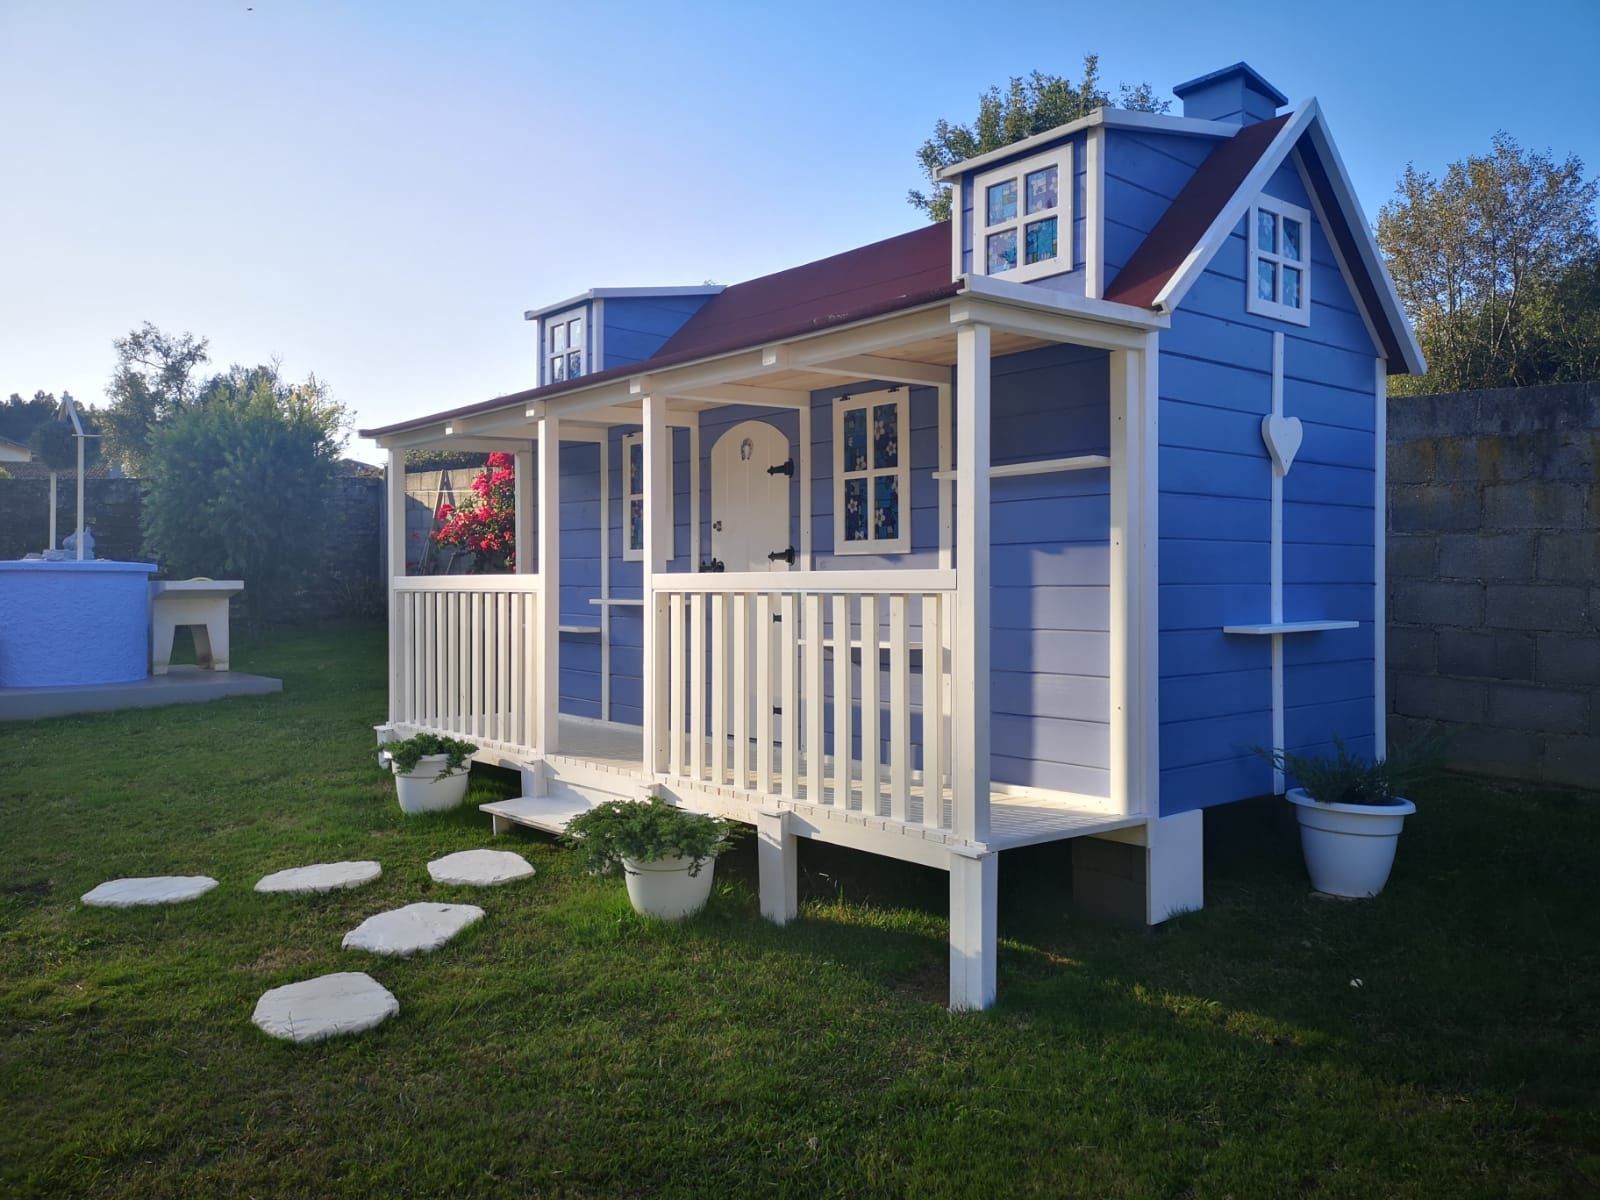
top-left (1103, 113), bottom-right (1291, 309)
top-left (360, 224), bottom-right (955, 438)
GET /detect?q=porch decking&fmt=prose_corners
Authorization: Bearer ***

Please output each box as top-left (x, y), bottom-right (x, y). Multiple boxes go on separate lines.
top-left (479, 715), bottom-right (1142, 852)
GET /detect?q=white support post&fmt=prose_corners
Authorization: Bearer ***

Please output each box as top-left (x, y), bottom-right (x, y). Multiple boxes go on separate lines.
top-left (75, 435), bottom-right (85, 559)
top-left (948, 852), bottom-right (997, 1010)
top-left (1269, 332), bottom-right (1286, 793)
top-left (936, 383), bottom-right (953, 569)
top-left (536, 417), bottom-right (561, 755)
top-left (952, 323), bottom-right (992, 845)
top-left (47, 471), bottom-right (57, 551)
top-left (641, 394), bottom-right (669, 774)
top-left (598, 435), bottom-right (611, 722)
top-left (1109, 351), bottom-right (1134, 817)
top-left (689, 416), bottom-right (701, 568)
top-left (1146, 809), bottom-right (1203, 924)
top-left (385, 447), bottom-right (407, 725)
top-left (798, 400), bottom-right (813, 567)
top-left (514, 443), bottom-right (534, 576)
top-left (756, 808), bottom-right (798, 925)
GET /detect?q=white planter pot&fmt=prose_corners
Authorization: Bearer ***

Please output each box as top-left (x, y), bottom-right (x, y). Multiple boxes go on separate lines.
top-left (392, 755), bottom-right (471, 815)
top-left (1287, 787), bottom-right (1415, 898)
top-left (621, 854), bottom-right (716, 920)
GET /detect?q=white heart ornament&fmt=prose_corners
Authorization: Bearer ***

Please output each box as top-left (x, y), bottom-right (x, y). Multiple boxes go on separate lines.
top-left (1261, 414), bottom-right (1304, 476)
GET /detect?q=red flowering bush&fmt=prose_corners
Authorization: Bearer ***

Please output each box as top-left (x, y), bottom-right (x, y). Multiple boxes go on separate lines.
top-left (434, 452), bottom-right (517, 571)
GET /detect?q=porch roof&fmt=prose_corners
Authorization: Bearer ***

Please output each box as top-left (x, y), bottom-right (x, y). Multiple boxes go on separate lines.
top-left (360, 225), bottom-right (958, 440)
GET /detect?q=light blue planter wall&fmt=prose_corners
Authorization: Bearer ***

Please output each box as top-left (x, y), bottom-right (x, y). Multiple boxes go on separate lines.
top-left (0, 561), bottom-right (155, 687)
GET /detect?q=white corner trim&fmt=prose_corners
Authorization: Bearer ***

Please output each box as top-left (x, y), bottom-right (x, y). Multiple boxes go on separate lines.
top-left (1152, 101), bottom-right (1320, 314)
top-left (1373, 356), bottom-right (1388, 758)
top-left (1085, 126), bottom-right (1106, 299)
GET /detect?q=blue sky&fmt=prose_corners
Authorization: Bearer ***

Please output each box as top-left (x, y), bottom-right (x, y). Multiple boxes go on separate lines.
top-left (2, 0), bottom-right (1595, 457)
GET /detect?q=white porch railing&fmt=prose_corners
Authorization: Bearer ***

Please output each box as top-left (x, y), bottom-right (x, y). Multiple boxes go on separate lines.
top-left (651, 570), bottom-right (957, 831)
top-left (391, 576), bottom-right (542, 757)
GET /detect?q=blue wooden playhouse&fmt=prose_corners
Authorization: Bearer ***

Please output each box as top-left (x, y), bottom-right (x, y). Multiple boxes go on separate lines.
top-left (363, 63), bottom-right (1423, 1009)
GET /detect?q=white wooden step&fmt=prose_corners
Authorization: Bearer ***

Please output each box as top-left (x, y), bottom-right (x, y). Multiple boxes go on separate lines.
top-left (480, 794), bottom-right (599, 836)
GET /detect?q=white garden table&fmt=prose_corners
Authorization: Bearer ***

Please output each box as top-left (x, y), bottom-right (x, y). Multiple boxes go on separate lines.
top-left (149, 580), bottom-right (244, 675)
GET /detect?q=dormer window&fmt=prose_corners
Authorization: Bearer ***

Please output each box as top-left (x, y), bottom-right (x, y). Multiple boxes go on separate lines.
top-left (546, 310), bottom-right (586, 383)
top-left (1246, 197), bottom-right (1311, 325)
top-left (972, 145), bottom-right (1072, 282)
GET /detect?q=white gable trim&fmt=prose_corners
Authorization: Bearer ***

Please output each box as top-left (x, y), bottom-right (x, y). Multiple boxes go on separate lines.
top-left (1150, 99), bottom-right (1426, 375)
top-left (933, 107), bottom-right (1238, 183)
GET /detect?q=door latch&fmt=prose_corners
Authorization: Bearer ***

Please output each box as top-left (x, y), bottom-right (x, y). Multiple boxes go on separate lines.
top-left (767, 546), bottom-right (796, 565)
top-left (700, 558), bottom-right (725, 573)
top-left (767, 458), bottom-right (795, 477)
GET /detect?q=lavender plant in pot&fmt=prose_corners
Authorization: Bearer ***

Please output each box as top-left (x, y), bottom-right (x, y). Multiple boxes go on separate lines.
top-left (1256, 736), bottom-right (1442, 898)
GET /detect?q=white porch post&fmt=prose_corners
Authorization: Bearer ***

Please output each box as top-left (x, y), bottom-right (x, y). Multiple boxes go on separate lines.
top-left (536, 417), bottom-right (560, 755)
top-left (514, 442), bottom-right (534, 574)
top-left (385, 447), bottom-right (407, 725)
top-left (756, 808), bottom-right (798, 924)
top-left (641, 394), bottom-right (669, 774)
top-left (951, 321), bottom-right (996, 1012)
top-left (952, 323), bottom-right (992, 844)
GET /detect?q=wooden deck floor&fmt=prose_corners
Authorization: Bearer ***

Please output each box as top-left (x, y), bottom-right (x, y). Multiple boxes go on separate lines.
top-left (489, 716), bottom-right (1144, 850)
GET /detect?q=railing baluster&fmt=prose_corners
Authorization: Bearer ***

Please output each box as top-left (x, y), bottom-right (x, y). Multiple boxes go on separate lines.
top-left (711, 593), bottom-right (727, 787)
top-left (922, 592), bottom-right (944, 828)
top-left (732, 592), bottom-right (748, 791)
top-left (859, 593), bottom-right (880, 817)
top-left (832, 592), bottom-right (853, 810)
top-left (689, 593), bottom-right (705, 783)
top-left (889, 593), bottom-right (911, 823)
top-left (781, 592), bottom-right (798, 800)
top-left (804, 591), bottom-right (825, 804)
top-left (755, 592), bottom-right (773, 796)
top-left (669, 593), bottom-right (685, 777)
top-left (510, 588), bottom-right (522, 749)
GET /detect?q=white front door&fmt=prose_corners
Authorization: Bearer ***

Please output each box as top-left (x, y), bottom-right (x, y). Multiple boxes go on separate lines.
top-left (710, 420), bottom-right (792, 572)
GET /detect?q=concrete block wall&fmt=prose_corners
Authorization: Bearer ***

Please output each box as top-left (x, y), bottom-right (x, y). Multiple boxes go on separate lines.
top-left (1387, 381), bottom-right (1599, 787)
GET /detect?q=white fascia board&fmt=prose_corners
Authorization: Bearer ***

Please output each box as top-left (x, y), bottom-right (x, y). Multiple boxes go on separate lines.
top-left (934, 107), bottom-right (1238, 183)
top-left (522, 285), bottom-right (725, 322)
top-left (1150, 100), bottom-right (1321, 314)
top-left (959, 272), bottom-right (1170, 331)
top-left (1299, 117), bottom-right (1427, 375)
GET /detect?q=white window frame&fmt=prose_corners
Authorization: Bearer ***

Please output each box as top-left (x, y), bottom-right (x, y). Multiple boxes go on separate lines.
top-left (971, 143), bottom-right (1073, 283)
top-left (1246, 196), bottom-right (1312, 326)
top-left (544, 308), bottom-right (587, 385)
top-left (621, 431), bottom-right (672, 562)
top-left (832, 388), bottom-right (911, 556)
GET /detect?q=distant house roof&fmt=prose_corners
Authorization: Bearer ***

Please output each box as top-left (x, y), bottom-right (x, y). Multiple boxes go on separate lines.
top-left (362, 224), bottom-right (956, 438)
top-left (0, 435), bottom-right (30, 463)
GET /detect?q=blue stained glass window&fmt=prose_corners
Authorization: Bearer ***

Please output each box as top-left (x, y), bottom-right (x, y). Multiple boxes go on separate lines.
top-left (1256, 209), bottom-right (1276, 253)
top-left (986, 230), bottom-right (1017, 274)
top-left (1024, 217), bottom-right (1058, 265)
top-left (628, 439), bottom-right (643, 493)
top-left (1282, 217), bottom-right (1302, 262)
top-left (1282, 266), bottom-right (1302, 309)
top-left (986, 180), bottom-right (1017, 225)
top-left (1025, 166), bottom-right (1057, 214)
top-left (628, 498), bottom-right (644, 551)
top-left (873, 476), bottom-right (899, 541)
top-left (550, 355), bottom-right (566, 382)
top-left (872, 402), bottom-right (898, 469)
top-left (842, 408), bottom-right (867, 472)
top-left (567, 351), bottom-right (583, 379)
top-left (1257, 258), bottom-right (1276, 302)
top-left (843, 479), bottom-right (868, 542)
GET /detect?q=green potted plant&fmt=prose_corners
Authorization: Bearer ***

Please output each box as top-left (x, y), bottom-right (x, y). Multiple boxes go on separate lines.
top-left (563, 797), bottom-right (732, 920)
top-left (1256, 735), bottom-right (1442, 898)
top-left (380, 732), bottom-right (478, 814)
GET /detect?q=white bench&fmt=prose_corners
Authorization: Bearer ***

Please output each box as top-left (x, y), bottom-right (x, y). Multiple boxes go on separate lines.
top-left (150, 580), bottom-right (244, 675)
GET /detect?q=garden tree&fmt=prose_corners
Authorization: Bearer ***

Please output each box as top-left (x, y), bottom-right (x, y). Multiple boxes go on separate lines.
top-left (140, 364), bottom-right (347, 624)
top-left (909, 53), bottom-right (1168, 222)
top-left (0, 390), bottom-right (63, 444)
top-left (101, 322), bottom-right (210, 472)
top-left (1378, 132), bottom-right (1600, 394)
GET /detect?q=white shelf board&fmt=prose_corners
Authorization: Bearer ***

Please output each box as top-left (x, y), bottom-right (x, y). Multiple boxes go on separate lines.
top-left (587, 597), bottom-right (643, 607)
top-left (1222, 620), bottom-right (1360, 636)
top-left (558, 624), bottom-right (602, 635)
top-left (931, 454), bottom-right (1111, 482)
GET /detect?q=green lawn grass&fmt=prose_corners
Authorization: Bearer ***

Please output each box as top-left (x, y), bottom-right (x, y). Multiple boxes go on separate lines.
top-left (1, 623), bottom-right (1595, 1198)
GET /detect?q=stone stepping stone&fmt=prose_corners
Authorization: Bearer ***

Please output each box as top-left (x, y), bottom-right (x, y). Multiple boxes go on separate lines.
top-left (428, 849), bottom-right (535, 887)
top-left (342, 902), bottom-right (484, 957)
top-left (252, 971), bottom-right (398, 1043)
top-left (82, 876), bottom-right (218, 908)
top-left (255, 861), bottom-right (382, 895)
